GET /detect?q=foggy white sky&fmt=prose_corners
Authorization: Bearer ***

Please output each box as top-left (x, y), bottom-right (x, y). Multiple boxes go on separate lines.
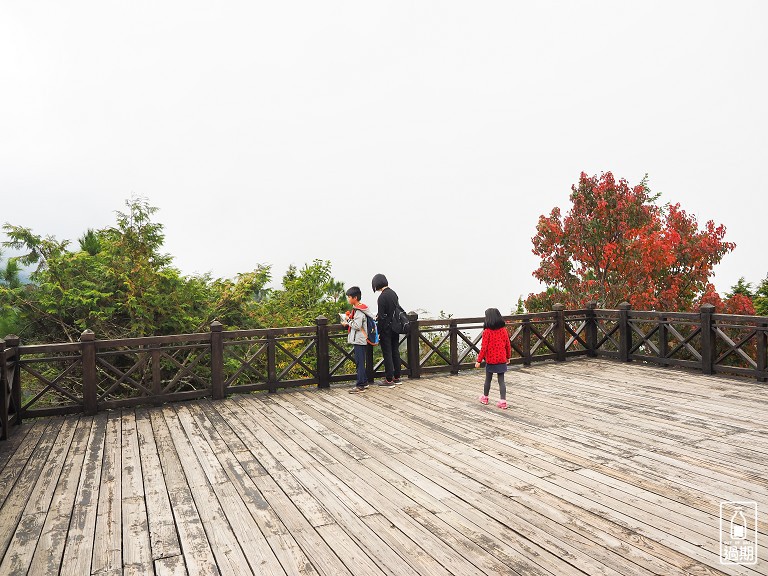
top-left (1, 1), bottom-right (766, 318)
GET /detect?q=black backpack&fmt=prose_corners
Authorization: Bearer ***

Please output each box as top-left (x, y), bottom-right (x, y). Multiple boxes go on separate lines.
top-left (390, 305), bottom-right (410, 334)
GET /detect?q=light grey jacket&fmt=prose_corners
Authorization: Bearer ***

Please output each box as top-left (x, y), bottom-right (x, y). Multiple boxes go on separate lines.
top-left (344, 305), bottom-right (377, 345)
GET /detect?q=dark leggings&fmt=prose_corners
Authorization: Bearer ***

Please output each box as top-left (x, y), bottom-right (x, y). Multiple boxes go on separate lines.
top-left (484, 372), bottom-right (506, 400)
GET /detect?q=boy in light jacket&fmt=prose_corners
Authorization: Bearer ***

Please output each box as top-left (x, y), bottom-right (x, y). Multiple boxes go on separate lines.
top-left (340, 286), bottom-right (376, 393)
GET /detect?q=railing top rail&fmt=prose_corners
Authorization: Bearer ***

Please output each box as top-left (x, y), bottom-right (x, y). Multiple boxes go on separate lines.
top-left (628, 310), bottom-right (700, 320)
top-left (712, 313), bottom-right (768, 324)
top-left (417, 319), bottom-right (457, 328)
top-left (224, 326), bottom-right (317, 339)
top-left (521, 311), bottom-right (559, 320)
top-left (659, 311), bottom-right (701, 320)
top-left (94, 333), bottom-right (212, 349)
top-left (18, 342), bottom-right (83, 354)
top-left (416, 312), bottom-right (566, 328)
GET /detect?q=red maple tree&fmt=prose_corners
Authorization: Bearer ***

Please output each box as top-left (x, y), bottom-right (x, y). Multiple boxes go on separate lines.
top-left (697, 283), bottom-right (756, 315)
top-left (526, 172), bottom-right (736, 312)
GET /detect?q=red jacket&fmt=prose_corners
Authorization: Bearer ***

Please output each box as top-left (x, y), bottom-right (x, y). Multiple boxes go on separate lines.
top-left (477, 327), bottom-right (511, 365)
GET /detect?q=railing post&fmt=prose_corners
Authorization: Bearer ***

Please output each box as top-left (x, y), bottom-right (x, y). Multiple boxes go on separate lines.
top-left (553, 304), bottom-right (566, 361)
top-left (210, 321), bottom-right (225, 398)
top-left (267, 330), bottom-right (277, 393)
top-left (0, 339), bottom-right (7, 440)
top-left (81, 330), bottom-right (97, 415)
top-left (758, 321), bottom-right (767, 383)
top-left (618, 302), bottom-right (632, 362)
top-left (449, 319), bottom-right (459, 374)
top-left (658, 313), bottom-right (668, 365)
top-left (365, 346), bottom-right (374, 384)
top-left (4, 335), bottom-right (21, 426)
top-left (150, 343), bottom-right (162, 405)
top-left (586, 302), bottom-right (598, 357)
top-left (315, 316), bottom-right (330, 389)
top-left (522, 317), bottom-right (532, 366)
top-left (406, 312), bottom-right (420, 379)
top-left (700, 304), bottom-right (715, 375)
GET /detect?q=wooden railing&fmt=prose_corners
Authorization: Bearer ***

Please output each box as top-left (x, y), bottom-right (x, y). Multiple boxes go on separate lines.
top-left (1, 303), bottom-right (766, 438)
top-left (0, 336), bottom-right (22, 440)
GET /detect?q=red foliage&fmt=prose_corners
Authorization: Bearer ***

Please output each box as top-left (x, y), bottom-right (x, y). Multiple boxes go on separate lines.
top-left (695, 284), bottom-right (756, 315)
top-left (527, 172), bottom-right (736, 312)
top-left (697, 283), bottom-right (723, 309)
top-left (724, 293), bottom-right (756, 315)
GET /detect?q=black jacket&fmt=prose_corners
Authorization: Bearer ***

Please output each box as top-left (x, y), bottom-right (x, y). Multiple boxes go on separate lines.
top-left (376, 288), bottom-right (399, 332)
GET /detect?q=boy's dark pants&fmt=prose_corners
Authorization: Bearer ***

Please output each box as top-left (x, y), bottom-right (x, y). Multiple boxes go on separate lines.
top-left (354, 344), bottom-right (367, 385)
top-left (380, 329), bottom-right (401, 381)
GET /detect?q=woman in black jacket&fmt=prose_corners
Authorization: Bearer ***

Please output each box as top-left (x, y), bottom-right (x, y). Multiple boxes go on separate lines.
top-left (372, 273), bottom-right (401, 387)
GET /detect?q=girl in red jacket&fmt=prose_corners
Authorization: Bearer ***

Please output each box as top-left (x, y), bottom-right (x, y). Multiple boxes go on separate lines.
top-left (474, 308), bottom-right (511, 409)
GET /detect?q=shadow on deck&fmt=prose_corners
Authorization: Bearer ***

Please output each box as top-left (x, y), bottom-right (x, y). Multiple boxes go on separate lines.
top-left (0, 359), bottom-right (766, 576)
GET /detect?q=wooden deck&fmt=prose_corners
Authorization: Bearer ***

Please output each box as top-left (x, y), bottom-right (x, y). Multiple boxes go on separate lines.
top-left (0, 359), bottom-right (766, 576)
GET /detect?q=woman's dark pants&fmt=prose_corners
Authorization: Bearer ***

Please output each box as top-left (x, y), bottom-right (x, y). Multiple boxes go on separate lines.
top-left (380, 329), bottom-right (402, 381)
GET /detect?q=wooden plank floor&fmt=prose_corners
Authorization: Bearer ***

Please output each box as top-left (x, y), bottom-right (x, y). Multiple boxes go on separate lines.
top-left (0, 358), bottom-right (766, 575)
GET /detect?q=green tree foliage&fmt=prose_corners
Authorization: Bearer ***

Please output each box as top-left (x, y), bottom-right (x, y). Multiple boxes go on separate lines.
top-left (0, 198), bottom-right (347, 343)
top-left (78, 228), bottom-right (103, 256)
top-left (751, 275), bottom-right (768, 317)
top-left (514, 296), bottom-right (525, 314)
top-left (1, 254), bottom-right (22, 289)
top-left (206, 268), bottom-right (272, 329)
top-left (726, 277), bottom-right (754, 299)
top-left (0, 290), bottom-right (22, 337)
top-left (525, 287), bottom-right (568, 313)
top-left (257, 261), bottom-right (346, 327)
top-left (0, 250), bottom-right (23, 335)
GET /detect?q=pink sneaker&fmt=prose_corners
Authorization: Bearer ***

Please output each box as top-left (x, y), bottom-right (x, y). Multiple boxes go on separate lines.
top-left (479, 395), bottom-right (489, 405)
top-left (497, 400), bottom-right (507, 410)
